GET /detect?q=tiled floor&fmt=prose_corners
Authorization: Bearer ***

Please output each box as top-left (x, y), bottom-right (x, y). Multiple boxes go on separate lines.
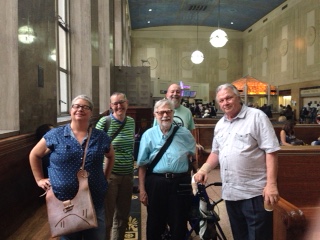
top-left (139, 168), bottom-right (233, 240)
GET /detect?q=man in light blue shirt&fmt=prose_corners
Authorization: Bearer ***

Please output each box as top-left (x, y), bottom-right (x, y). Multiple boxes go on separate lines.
top-left (154, 83), bottom-right (199, 171)
top-left (138, 98), bottom-right (195, 240)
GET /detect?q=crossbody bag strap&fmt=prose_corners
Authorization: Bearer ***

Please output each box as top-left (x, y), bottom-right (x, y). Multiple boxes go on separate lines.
top-left (80, 127), bottom-right (92, 170)
top-left (110, 116), bottom-right (127, 141)
top-left (147, 125), bottom-right (179, 174)
top-left (103, 116), bottom-right (112, 133)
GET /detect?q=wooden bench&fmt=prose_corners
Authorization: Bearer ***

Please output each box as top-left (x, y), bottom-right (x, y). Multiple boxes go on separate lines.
top-left (194, 118), bottom-right (220, 124)
top-left (273, 124), bottom-right (320, 145)
top-left (0, 133), bottom-right (47, 239)
top-left (274, 146), bottom-right (320, 239)
top-left (193, 123), bottom-right (320, 166)
top-left (193, 124), bottom-right (215, 167)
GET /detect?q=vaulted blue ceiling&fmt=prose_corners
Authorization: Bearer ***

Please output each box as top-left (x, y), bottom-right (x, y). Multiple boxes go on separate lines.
top-left (128, 0), bottom-right (287, 31)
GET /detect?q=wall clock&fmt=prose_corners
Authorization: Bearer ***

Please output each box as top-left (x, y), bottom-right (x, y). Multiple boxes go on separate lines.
top-left (279, 39), bottom-right (288, 56)
top-left (147, 57), bottom-right (158, 70)
top-left (218, 58), bottom-right (229, 70)
top-left (181, 56), bottom-right (194, 70)
top-left (306, 26), bottom-right (316, 46)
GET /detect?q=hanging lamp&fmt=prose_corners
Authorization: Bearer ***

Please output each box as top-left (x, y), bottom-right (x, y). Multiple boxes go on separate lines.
top-left (209, 0), bottom-right (228, 48)
top-left (191, 10), bottom-right (204, 64)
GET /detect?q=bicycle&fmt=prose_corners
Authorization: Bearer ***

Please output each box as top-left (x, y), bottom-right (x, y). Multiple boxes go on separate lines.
top-left (162, 182), bottom-right (227, 240)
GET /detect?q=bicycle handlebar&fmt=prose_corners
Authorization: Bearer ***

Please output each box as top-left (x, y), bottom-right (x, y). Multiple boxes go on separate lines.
top-left (206, 182), bottom-right (222, 187)
top-left (179, 182), bottom-right (222, 188)
top-left (177, 182), bottom-right (222, 195)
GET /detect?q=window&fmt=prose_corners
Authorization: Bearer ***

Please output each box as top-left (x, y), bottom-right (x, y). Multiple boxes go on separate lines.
top-left (57, 0), bottom-right (70, 116)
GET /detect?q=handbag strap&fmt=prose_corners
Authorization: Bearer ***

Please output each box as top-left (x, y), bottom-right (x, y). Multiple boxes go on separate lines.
top-left (110, 116), bottom-right (127, 141)
top-left (81, 127), bottom-right (92, 170)
top-left (147, 125), bottom-right (179, 174)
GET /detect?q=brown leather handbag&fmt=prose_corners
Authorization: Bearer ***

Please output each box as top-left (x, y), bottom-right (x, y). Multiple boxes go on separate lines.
top-left (46, 128), bottom-right (98, 237)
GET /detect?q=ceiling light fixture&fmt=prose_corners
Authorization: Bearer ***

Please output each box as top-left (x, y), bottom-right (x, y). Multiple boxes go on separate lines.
top-left (209, 0), bottom-right (228, 48)
top-left (191, 10), bottom-right (204, 64)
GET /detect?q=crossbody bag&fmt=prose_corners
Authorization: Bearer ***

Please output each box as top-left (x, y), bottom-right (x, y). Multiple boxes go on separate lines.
top-left (45, 127), bottom-right (98, 237)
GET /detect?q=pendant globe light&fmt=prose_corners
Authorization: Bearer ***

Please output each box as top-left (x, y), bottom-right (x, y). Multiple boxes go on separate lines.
top-left (209, 0), bottom-right (228, 48)
top-left (191, 10), bottom-right (204, 64)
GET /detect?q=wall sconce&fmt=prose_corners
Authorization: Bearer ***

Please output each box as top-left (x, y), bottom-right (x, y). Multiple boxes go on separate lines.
top-left (50, 49), bottom-right (56, 61)
top-left (18, 25), bottom-right (36, 44)
top-left (209, 0), bottom-right (228, 48)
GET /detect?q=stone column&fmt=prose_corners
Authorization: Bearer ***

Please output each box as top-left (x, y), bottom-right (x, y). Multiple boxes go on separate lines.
top-left (70, 0), bottom-right (93, 98)
top-left (0, 1), bottom-right (19, 130)
top-left (114, 0), bottom-right (123, 66)
top-left (98, 0), bottom-right (112, 113)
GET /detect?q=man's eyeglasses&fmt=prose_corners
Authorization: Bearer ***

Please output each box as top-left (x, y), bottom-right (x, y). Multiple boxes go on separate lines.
top-left (155, 110), bottom-right (173, 116)
top-left (111, 100), bottom-right (127, 105)
top-left (72, 104), bottom-right (92, 111)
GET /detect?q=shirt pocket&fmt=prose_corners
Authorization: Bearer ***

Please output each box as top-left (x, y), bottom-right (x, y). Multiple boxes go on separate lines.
top-left (214, 133), bottom-right (225, 150)
top-left (233, 133), bottom-right (250, 149)
top-left (165, 152), bottom-right (174, 166)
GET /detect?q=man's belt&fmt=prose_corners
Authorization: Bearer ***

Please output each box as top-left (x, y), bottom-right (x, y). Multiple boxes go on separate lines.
top-left (151, 172), bottom-right (190, 179)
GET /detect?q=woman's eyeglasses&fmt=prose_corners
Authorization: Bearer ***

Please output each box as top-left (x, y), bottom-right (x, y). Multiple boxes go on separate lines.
top-left (111, 100), bottom-right (127, 105)
top-left (72, 104), bottom-right (92, 111)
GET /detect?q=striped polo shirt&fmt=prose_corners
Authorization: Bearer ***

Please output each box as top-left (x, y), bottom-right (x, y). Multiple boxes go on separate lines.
top-left (96, 114), bottom-right (135, 175)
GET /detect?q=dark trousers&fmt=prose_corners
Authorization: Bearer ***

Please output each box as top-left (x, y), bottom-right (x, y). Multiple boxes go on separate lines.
top-left (225, 195), bottom-right (273, 240)
top-left (145, 174), bottom-right (192, 240)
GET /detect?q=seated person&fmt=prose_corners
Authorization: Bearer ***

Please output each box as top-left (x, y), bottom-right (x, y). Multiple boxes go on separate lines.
top-left (311, 115), bottom-right (320, 145)
top-left (278, 115), bottom-right (287, 123)
top-left (280, 120), bottom-right (304, 146)
top-left (202, 109), bottom-right (210, 118)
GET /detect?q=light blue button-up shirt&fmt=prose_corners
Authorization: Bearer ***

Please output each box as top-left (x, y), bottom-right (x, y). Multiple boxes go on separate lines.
top-left (137, 125), bottom-right (196, 173)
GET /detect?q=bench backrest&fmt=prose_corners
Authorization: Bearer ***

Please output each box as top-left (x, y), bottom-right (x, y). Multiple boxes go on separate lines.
top-left (273, 124), bottom-right (320, 145)
top-left (0, 134), bottom-right (42, 239)
top-left (277, 146), bottom-right (320, 207)
top-left (194, 123), bottom-right (320, 147)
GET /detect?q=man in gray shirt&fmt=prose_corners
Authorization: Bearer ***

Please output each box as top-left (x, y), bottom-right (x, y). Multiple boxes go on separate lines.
top-left (194, 83), bottom-right (280, 240)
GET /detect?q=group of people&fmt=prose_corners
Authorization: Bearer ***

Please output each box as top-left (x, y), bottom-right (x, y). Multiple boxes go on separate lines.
top-left (29, 82), bottom-right (281, 240)
top-left (139, 83), bottom-right (280, 240)
top-left (299, 102), bottom-right (319, 123)
top-left (188, 102), bottom-right (217, 118)
top-left (247, 102), bottom-right (274, 118)
top-left (279, 104), bottom-right (294, 120)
